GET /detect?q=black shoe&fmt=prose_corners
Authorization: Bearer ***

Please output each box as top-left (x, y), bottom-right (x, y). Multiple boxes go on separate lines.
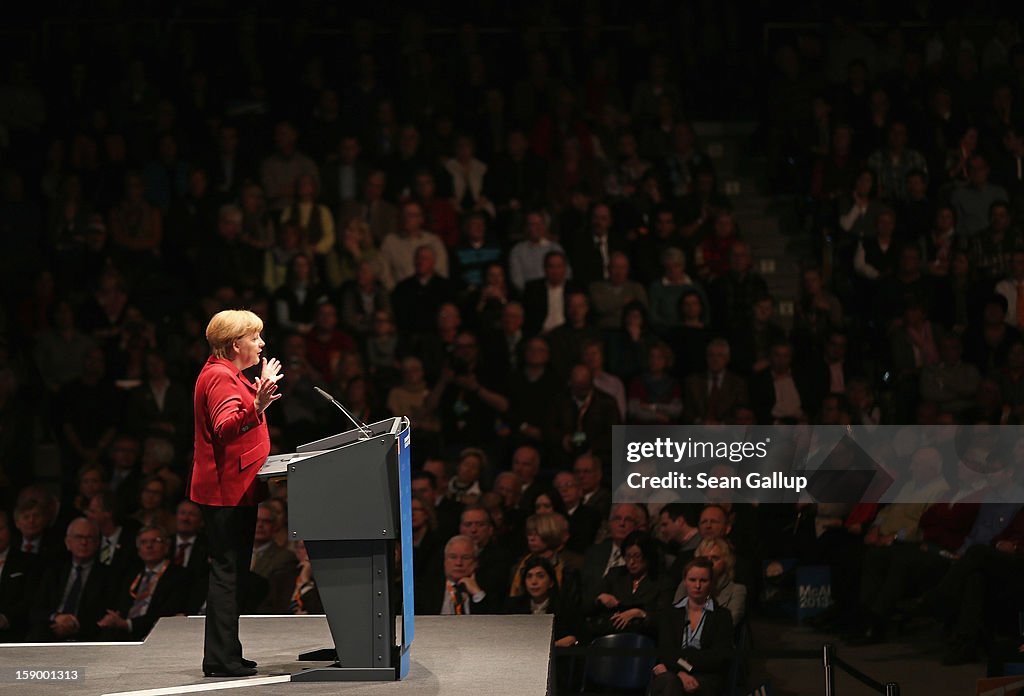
top-left (241, 658), bottom-right (257, 668)
top-left (203, 666), bottom-right (258, 678)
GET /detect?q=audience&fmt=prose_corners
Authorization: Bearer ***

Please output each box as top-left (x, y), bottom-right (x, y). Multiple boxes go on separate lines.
top-left (3, 11), bottom-right (1024, 689)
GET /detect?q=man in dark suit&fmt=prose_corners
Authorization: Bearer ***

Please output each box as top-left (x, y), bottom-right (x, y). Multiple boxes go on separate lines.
top-left (414, 535), bottom-right (500, 615)
top-left (546, 364), bottom-right (621, 468)
top-left (12, 496), bottom-right (63, 563)
top-left (207, 124), bottom-right (254, 201)
top-left (171, 500), bottom-right (209, 613)
top-left (459, 506), bottom-right (515, 601)
top-left (28, 518), bottom-right (112, 642)
top-left (480, 302), bottom-right (526, 381)
top-left (522, 250), bottom-right (583, 337)
top-left (87, 491), bottom-right (139, 586)
top-left (801, 330), bottom-right (855, 419)
top-left (546, 292), bottom-right (603, 383)
top-left (749, 342), bottom-right (811, 424)
top-left (320, 135), bottom-right (368, 212)
top-left (580, 503), bottom-right (644, 605)
top-left (563, 202), bottom-right (627, 288)
top-left (573, 452), bottom-right (612, 522)
top-left (708, 241), bottom-right (769, 336)
top-left (553, 471), bottom-right (602, 552)
top-left (683, 339), bottom-right (749, 424)
top-left (411, 469), bottom-right (462, 542)
top-left (391, 246), bottom-right (456, 335)
top-left (97, 525), bottom-right (189, 641)
top-left (0, 509), bottom-right (39, 641)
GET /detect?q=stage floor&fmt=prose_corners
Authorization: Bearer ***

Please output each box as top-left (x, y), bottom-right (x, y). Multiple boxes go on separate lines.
top-left (0, 615), bottom-right (553, 696)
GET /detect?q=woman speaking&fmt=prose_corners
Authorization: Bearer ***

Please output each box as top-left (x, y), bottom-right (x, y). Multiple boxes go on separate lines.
top-left (190, 310), bottom-right (283, 678)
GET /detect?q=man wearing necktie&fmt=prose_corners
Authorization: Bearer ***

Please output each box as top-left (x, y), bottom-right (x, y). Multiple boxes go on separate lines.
top-left (27, 518), bottom-right (110, 642)
top-left (414, 535), bottom-right (494, 615)
top-left (14, 499), bottom-right (49, 557)
top-left (98, 526), bottom-right (188, 641)
top-left (0, 510), bottom-right (38, 641)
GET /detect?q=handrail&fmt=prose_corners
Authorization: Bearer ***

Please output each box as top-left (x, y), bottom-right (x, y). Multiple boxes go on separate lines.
top-left (823, 643), bottom-right (899, 696)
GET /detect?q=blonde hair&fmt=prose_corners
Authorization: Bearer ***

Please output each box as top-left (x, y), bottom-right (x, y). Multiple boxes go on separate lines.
top-left (206, 310), bottom-right (264, 359)
top-left (525, 512), bottom-right (569, 550)
top-left (696, 536), bottom-right (736, 586)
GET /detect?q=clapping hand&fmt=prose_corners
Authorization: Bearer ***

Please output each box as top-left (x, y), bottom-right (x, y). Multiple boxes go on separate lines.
top-left (254, 358), bottom-right (284, 413)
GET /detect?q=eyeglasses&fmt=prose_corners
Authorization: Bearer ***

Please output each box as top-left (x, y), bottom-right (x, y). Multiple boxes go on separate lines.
top-left (68, 534), bottom-right (99, 542)
top-left (138, 537), bottom-right (166, 546)
top-left (445, 553), bottom-right (474, 562)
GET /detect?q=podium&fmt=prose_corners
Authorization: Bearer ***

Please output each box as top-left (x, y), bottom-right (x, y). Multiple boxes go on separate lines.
top-left (257, 416), bottom-right (414, 681)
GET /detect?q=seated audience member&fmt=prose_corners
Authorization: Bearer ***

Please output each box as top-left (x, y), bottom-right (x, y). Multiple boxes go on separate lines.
top-left (581, 339), bottom-right (626, 420)
top-left (574, 453), bottom-right (612, 522)
top-left (170, 500), bottom-right (208, 611)
top-left (69, 464), bottom-right (107, 520)
top-left (508, 211), bottom-right (565, 293)
top-left (251, 502), bottom-right (296, 580)
top-left (414, 535), bottom-right (499, 615)
top-left (605, 302), bottom-right (660, 381)
top-left (459, 504), bottom-right (515, 600)
top-left (683, 339), bottom-right (748, 424)
top-left (509, 513), bottom-right (583, 607)
top-left (522, 250), bottom-right (582, 336)
top-left (648, 247), bottom-right (707, 336)
top-left (448, 448), bottom-right (487, 504)
top-left (13, 495), bottom-right (62, 561)
top-left (659, 503), bottom-right (702, 582)
top-left (411, 468), bottom-right (462, 540)
top-left (87, 491), bottom-right (139, 581)
top-left (97, 525), bottom-right (188, 640)
top-left (553, 471), bottom-right (602, 552)
top-left (410, 495), bottom-right (442, 581)
top-left (919, 334), bottom-right (981, 417)
top-left (749, 341), bottom-right (808, 424)
top-left (627, 342), bottom-right (683, 424)
top-left (664, 289), bottom-right (712, 378)
top-left (28, 518), bottom-right (112, 642)
top-left (650, 557), bottom-right (734, 696)
top-left (259, 540), bottom-right (323, 615)
top-left (511, 444), bottom-right (549, 509)
top-left (673, 538), bottom-right (747, 627)
top-left (589, 252), bottom-right (649, 330)
top-left (392, 246), bottom-right (458, 336)
top-left (546, 292), bottom-right (602, 382)
top-left (581, 503), bottom-right (644, 604)
top-left (506, 338), bottom-right (560, 446)
top-left (505, 556), bottom-right (580, 647)
top-left (0, 509), bottom-right (38, 641)
top-left (548, 365), bottom-right (620, 467)
top-left (426, 331), bottom-right (510, 447)
top-left (380, 200), bottom-right (449, 285)
top-left (131, 476), bottom-right (176, 534)
top-left (589, 530), bottom-right (670, 637)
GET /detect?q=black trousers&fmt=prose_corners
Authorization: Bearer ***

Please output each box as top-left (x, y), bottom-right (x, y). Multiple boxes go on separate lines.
top-left (201, 504), bottom-right (257, 670)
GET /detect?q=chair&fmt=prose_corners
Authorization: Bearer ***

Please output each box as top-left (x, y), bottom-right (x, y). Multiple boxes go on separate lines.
top-left (580, 632), bottom-right (657, 692)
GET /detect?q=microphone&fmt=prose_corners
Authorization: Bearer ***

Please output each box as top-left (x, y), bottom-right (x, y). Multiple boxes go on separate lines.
top-left (313, 387), bottom-right (373, 438)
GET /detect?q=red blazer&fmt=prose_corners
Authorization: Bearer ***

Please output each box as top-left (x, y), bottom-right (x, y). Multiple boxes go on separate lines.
top-left (189, 356), bottom-right (270, 507)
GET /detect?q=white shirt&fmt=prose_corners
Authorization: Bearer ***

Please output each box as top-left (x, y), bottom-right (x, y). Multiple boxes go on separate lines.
top-left (542, 283), bottom-right (566, 333)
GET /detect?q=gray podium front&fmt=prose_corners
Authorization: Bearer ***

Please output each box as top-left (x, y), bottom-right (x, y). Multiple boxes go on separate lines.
top-left (257, 416), bottom-right (414, 681)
